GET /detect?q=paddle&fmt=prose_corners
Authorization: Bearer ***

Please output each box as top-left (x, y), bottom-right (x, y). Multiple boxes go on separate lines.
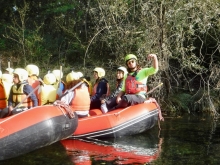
top-left (7, 60), bottom-right (10, 73)
top-left (145, 83), bottom-right (163, 96)
top-left (56, 65), bottom-right (63, 97)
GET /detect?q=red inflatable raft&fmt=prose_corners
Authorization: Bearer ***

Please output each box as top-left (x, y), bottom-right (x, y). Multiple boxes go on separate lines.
top-left (0, 104), bottom-right (78, 160)
top-left (71, 98), bottom-right (162, 138)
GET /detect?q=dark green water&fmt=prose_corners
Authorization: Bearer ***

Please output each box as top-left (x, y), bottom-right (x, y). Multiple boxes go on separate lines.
top-left (0, 113), bottom-right (220, 165)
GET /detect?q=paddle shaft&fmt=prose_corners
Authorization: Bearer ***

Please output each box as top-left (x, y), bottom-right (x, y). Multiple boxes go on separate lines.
top-left (146, 83), bottom-right (163, 95)
top-left (59, 80), bottom-right (84, 100)
top-left (12, 84), bottom-right (41, 110)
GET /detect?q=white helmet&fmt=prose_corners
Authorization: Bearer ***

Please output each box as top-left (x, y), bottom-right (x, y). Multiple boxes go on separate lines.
top-left (43, 73), bottom-right (56, 85)
top-left (117, 66), bottom-right (128, 75)
top-left (93, 67), bottom-right (105, 78)
top-left (13, 68), bottom-right (28, 82)
top-left (77, 72), bottom-right (83, 78)
top-left (52, 69), bottom-right (63, 81)
top-left (6, 68), bottom-right (14, 74)
top-left (25, 64), bottom-right (39, 76)
top-left (66, 72), bottom-right (80, 83)
top-left (1, 74), bottom-right (13, 83)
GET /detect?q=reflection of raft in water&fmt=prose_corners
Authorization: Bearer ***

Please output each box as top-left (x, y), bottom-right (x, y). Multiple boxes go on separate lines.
top-left (0, 104), bottom-right (78, 161)
top-left (71, 98), bottom-right (162, 138)
top-left (61, 133), bottom-right (163, 164)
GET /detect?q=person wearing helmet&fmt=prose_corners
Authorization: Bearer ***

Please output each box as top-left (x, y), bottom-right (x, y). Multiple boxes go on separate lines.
top-left (0, 68), bottom-right (38, 118)
top-left (52, 69), bottom-right (66, 97)
top-left (100, 66), bottom-right (127, 113)
top-left (38, 73), bottom-right (57, 105)
top-left (90, 67), bottom-right (110, 109)
top-left (77, 71), bottom-right (93, 96)
top-left (76, 71), bottom-right (84, 78)
top-left (0, 73), bottom-right (13, 113)
top-left (5, 68), bottom-right (14, 74)
top-left (60, 71), bottom-right (90, 118)
top-left (114, 53), bottom-right (158, 109)
top-left (1, 73), bottom-right (13, 99)
top-left (25, 64), bottom-right (40, 104)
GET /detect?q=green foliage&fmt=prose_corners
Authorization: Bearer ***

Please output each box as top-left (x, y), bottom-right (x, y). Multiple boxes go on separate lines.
top-left (0, 0), bottom-right (219, 113)
top-left (166, 93), bottom-right (192, 113)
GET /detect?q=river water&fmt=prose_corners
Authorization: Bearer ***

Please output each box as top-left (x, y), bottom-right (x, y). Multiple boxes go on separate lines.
top-left (0, 113), bottom-right (220, 165)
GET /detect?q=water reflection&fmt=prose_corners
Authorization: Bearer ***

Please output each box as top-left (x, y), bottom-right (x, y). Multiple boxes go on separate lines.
top-left (61, 131), bottom-right (162, 164)
top-left (2, 113), bottom-right (220, 165)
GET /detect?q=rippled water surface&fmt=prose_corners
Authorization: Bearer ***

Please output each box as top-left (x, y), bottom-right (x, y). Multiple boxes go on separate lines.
top-left (1, 113), bottom-right (220, 165)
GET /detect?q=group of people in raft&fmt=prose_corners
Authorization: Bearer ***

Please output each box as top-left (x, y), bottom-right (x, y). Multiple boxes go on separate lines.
top-left (0, 53), bottom-right (158, 118)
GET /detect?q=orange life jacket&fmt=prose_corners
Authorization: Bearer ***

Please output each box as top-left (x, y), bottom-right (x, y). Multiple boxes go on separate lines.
top-left (0, 82), bottom-right (7, 109)
top-left (125, 72), bottom-right (147, 94)
top-left (70, 87), bottom-right (90, 111)
top-left (12, 83), bottom-right (33, 108)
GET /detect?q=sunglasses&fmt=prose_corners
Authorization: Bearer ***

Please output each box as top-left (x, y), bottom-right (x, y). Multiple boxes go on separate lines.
top-left (127, 60), bottom-right (136, 65)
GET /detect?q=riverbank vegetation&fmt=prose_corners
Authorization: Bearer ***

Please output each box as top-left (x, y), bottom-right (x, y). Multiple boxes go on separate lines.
top-left (0, 0), bottom-right (219, 114)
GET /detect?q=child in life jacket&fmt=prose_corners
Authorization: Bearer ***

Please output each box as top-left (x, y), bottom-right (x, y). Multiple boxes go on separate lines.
top-left (25, 64), bottom-right (41, 104)
top-left (52, 69), bottom-right (66, 97)
top-left (60, 71), bottom-right (90, 118)
top-left (0, 68), bottom-right (38, 118)
top-left (0, 73), bottom-right (13, 114)
top-left (100, 66), bottom-right (127, 113)
top-left (90, 67), bottom-right (110, 109)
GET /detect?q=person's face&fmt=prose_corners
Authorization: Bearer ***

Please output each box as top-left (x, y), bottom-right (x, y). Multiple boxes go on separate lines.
top-left (93, 71), bottom-right (99, 79)
top-left (13, 74), bottom-right (19, 84)
top-left (116, 70), bottom-right (124, 79)
top-left (126, 59), bottom-right (137, 69)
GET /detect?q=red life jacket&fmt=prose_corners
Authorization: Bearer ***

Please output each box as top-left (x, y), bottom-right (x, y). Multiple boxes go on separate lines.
top-left (70, 87), bottom-right (90, 111)
top-left (28, 77), bottom-right (40, 104)
top-left (125, 71), bottom-right (147, 94)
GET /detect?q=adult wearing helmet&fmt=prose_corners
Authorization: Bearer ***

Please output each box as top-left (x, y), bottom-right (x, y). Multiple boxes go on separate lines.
top-left (100, 66), bottom-right (127, 113)
top-left (25, 64), bottom-right (40, 104)
top-left (38, 73), bottom-right (57, 105)
top-left (60, 71), bottom-right (90, 118)
top-left (0, 68), bottom-right (38, 118)
top-left (90, 67), bottom-right (110, 109)
top-left (114, 53), bottom-right (158, 109)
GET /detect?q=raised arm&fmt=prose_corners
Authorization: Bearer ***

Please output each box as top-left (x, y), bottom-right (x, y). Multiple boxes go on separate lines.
top-left (147, 54), bottom-right (158, 71)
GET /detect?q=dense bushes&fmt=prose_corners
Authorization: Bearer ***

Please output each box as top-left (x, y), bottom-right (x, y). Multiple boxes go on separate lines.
top-left (0, 0), bottom-right (219, 114)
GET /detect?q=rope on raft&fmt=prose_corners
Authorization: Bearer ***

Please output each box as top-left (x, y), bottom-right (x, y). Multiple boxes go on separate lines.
top-left (144, 97), bottom-right (164, 121)
top-left (53, 100), bottom-right (75, 119)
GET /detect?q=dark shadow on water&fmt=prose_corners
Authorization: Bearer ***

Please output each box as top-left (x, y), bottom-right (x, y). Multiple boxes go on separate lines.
top-left (0, 142), bottom-right (72, 165)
